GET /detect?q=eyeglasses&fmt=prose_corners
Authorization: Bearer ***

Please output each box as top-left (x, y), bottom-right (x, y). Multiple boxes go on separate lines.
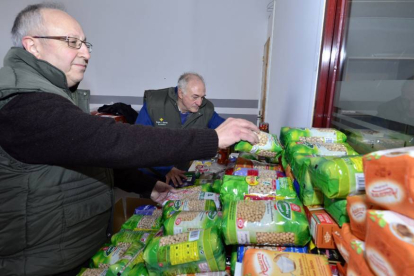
top-left (32, 36), bottom-right (92, 53)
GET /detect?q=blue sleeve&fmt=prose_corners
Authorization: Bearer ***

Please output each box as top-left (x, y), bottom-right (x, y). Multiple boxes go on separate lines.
top-left (135, 103), bottom-right (154, 126)
top-left (208, 112), bottom-right (226, 129)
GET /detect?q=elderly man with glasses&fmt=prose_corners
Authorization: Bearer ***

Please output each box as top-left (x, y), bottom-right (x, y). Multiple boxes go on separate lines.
top-left (0, 3), bottom-right (259, 275)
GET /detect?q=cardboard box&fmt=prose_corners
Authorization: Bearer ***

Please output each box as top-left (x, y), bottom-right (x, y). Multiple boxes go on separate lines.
top-left (309, 209), bottom-right (340, 249)
top-left (113, 197), bottom-right (157, 233)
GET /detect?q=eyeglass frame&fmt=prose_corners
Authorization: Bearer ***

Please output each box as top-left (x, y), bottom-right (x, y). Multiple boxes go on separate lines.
top-left (32, 36), bottom-right (92, 53)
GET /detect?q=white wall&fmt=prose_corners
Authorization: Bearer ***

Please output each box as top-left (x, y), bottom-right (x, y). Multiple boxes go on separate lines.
top-left (266, 0), bottom-right (326, 134)
top-left (0, 0), bottom-right (269, 121)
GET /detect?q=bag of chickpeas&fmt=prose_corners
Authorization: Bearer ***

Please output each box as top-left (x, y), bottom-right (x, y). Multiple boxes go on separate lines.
top-left (285, 141), bottom-right (358, 165)
top-left (121, 214), bottom-right (163, 231)
top-left (280, 127), bottom-right (347, 146)
top-left (221, 198), bottom-right (310, 246)
top-left (162, 199), bottom-right (217, 218)
top-left (143, 228), bottom-right (226, 276)
top-left (162, 191), bottom-right (221, 210)
top-left (163, 210), bottom-right (222, 235)
top-left (234, 131), bottom-right (283, 158)
top-left (220, 175), bottom-right (296, 202)
top-left (111, 229), bottom-right (161, 246)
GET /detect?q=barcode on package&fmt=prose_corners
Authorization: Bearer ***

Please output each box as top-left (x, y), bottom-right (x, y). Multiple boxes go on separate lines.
top-left (189, 230), bottom-right (200, 241)
top-left (355, 173), bottom-right (365, 191)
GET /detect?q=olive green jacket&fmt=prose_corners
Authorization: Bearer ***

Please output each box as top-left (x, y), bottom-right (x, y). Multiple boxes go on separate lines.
top-left (144, 87), bottom-right (215, 129)
top-left (0, 48), bottom-right (113, 275)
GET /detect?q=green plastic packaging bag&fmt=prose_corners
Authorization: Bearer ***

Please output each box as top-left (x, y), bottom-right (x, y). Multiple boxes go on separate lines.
top-left (220, 175), bottom-right (296, 202)
top-left (121, 215), bottom-right (162, 231)
top-left (280, 127), bottom-right (347, 146)
top-left (77, 268), bottom-right (107, 276)
top-left (308, 155), bottom-right (365, 198)
top-left (221, 198), bottom-right (310, 246)
top-left (162, 199), bottom-right (217, 219)
top-left (143, 228), bottom-right (226, 276)
top-left (324, 196), bottom-right (349, 227)
top-left (234, 131), bottom-right (283, 158)
top-left (298, 170), bottom-right (324, 206)
top-left (128, 263), bottom-right (149, 276)
top-left (90, 243), bottom-right (143, 270)
top-left (163, 210), bottom-right (222, 236)
top-left (106, 243), bottom-right (145, 276)
top-left (111, 229), bottom-right (161, 246)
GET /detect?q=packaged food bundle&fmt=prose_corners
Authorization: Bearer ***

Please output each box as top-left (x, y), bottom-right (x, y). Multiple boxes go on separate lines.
top-left (179, 183), bottom-right (212, 193)
top-left (163, 191), bottom-right (220, 210)
top-left (134, 205), bottom-right (162, 217)
top-left (285, 141), bottom-right (358, 164)
top-left (235, 157), bottom-right (282, 171)
top-left (299, 170), bottom-right (324, 206)
top-left (308, 155), bottom-right (365, 198)
top-left (280, 127), bottom-right (347, 146)
top-left (121, 214), bottom-right (162, 231)
top-left (128, 263), bottom-right (149, 276)
top-left (236, 245), bottom-right (308, 263)
top-left (106, 243), bottom-right (146, 276)
top-left (162, 199), bottom-right (217, 218)
top-left (242, 249), bottom-right (331, 276)
top-left (363, 147), bottom-right (414, 219)
top-left (143, 228), bottom-right (226, 276)
top-left (77, 268), bottom-right (108, 276)
top-left (232, 167), bottom-right (284, 178)
top-left (323, 196), bottom-right (349, 227)
top-left (234, 131), bottom-right (283, 158)
top-left (347, 240), bottom-right (375, 276)
top-left (163, 210), bottom-right (222, 235)
top-left (111, 229), bottom-right (161, 246)
top-left (365, 210), bottom-right (414, 276)
top-left (221, 198), bottom-right (310, 246)
top-left (220, 175), bottom-right (296, 202)
top-left (346, 194), bottom-right (374, 240)
top-left (91, 242), bottom-right (143, 271)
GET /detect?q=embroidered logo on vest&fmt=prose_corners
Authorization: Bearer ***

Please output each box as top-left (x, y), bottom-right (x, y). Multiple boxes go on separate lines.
top-left (156, 117), bottom-right (168, 126)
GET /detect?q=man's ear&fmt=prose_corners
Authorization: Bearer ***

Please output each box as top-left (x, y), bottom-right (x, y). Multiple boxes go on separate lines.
top-left (177, 88), bottom-right (184, 99)
top-left (22, 36), bottom-right (41, 58)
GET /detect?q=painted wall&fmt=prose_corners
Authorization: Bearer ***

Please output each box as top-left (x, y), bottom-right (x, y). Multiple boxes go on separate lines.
top-left (265, 0), bottom-right (326, 134)
top-left (0, 0), bottom-right (270, 122)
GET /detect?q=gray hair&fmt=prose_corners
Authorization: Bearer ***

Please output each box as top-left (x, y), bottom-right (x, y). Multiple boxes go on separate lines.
top-left (177, 72), bottom-right (206, 94)
top-left (11, 2), bottom-right (66, 47)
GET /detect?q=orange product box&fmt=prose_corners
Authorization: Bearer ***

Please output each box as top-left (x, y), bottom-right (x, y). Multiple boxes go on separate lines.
top-left (363, 147), bottom-right (414, 219)
top-left (309, 209), bottom-right (340, 249)
top-left (346, 194), bottom-right (376, 241)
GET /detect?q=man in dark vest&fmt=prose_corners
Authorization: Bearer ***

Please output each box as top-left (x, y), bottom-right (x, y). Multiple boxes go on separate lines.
top-left (0, 3), bottom-right (259, 275)
top-left (136, 73), bottom-right (225, 185)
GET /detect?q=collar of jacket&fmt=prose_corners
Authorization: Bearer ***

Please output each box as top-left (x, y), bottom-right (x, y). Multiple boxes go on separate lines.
top-left (4, 47), bottom-right (70, 89)
top-left (169, 86), bottom-right (207, 111)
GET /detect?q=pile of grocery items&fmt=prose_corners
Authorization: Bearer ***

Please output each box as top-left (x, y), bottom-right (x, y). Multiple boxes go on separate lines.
top-left (76, 127), bottom-right (414, 276)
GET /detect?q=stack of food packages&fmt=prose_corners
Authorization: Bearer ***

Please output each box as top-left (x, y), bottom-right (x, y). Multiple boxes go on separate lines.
top-left (221, 131), bottom-right (332, 275)
top-left (334, 147), bottom-right (414, 276)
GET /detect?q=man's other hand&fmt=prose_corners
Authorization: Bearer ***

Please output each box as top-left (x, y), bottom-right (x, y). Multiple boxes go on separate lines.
top-left (166, 167), bottom-right (187, 187)
top-left (150, 181), bottom-right (175, 204)
top-left (215, 117), bottom-right (259, 149)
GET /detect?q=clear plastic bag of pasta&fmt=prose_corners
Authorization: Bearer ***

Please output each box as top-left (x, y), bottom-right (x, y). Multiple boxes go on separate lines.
top-left (234, 131), bottom-right (283, 158)
top-left (280, 127), bottom-right (347, 146)
top-left (143, 228), bottom-right (226, 276)
top-left (220, 175), bottom-right (296, 202)
top-left (163, 210), bottom-right (222, 235)
top-left (221, 198), bottom-right (310, 246)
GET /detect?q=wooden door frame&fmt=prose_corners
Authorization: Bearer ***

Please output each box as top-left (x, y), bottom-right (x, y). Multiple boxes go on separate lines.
top-left (313, 0), bottom-right (349, 127)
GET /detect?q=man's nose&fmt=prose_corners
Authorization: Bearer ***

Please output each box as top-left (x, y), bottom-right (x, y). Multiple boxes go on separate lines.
top-left (79, 43), bottom-right (91, 60)
top-left (195, 98), bottom-right (202, 106)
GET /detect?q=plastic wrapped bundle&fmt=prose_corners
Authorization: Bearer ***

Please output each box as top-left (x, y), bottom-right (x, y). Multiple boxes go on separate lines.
top-left (162, 191), bottom-right (220, 210)
top-left (221, 198), bottom-right (310, 246)
top-left (280, 127), bottom-right (347, 146)
top-left (162, 199), bottom-right (217, 219)
top-left (163, 210), bottom-right (222, 235)
top-left (143, 228), bottom-right (226, 276)
top-left (111, 229), bottom-right (161, 246)
top-left (121, 215), bottom-right (162, 231)
top-left (234, 131), bottom-right (283, 158)
top-left (308, 155), bottom-right (365, 198)
top-left (220, 175), bottom-right (296, 202)
top-left (128, 263), bottom-right (149, 276)
top-left (285, 141), bottom-right (358, 165)
top-left (324, 196), bottom-right (349, 227)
